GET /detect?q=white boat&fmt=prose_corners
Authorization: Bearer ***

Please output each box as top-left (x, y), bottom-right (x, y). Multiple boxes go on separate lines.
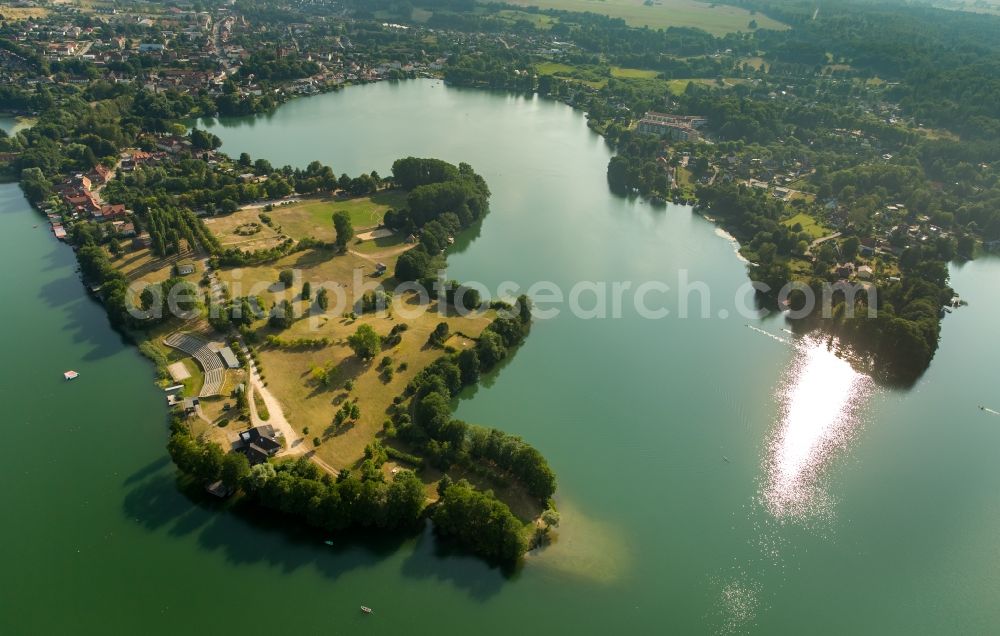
top-left (360, 606), bottom-right (373, 614)
top-left (64, 370), bottom-right (79, 380)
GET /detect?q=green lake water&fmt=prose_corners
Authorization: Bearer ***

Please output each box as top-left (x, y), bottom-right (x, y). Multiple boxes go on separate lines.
top-left (4, 80), bottom-right (1000, 634)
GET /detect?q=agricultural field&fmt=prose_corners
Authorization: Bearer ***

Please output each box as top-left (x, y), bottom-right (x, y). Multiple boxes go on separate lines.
top-left (499, 0), bottom-right (787, 35)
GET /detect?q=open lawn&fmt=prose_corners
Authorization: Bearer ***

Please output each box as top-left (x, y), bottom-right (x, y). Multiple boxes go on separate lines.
top-left (536, 61), bottom-right (607, 89)
top-left (666, 77), bottom-right (747, 95)
top-left (264, 190), bottom-right (407, 243)
top-left (495, 8), bottom-right (556, 27)
top-left (499, 0), bottom-right (787, 35)
top-left (215, 247), bottom-right (496, 469)
top-left (610, 66), bottom-right (660, 79)
top-left (783, 211), bottom-right (830, 240)
top-left (740, 56), bottom-right (769, 72)
top-left (0, 6), bottom-right (49, 19)
top-left (202, 208), bottom-right (286, 252)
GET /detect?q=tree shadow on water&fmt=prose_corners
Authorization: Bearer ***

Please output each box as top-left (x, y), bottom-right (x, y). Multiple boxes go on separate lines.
top-left (121, 463), bottom-right (503, 593)
top-left (398, 525), bottom-right (511, 601)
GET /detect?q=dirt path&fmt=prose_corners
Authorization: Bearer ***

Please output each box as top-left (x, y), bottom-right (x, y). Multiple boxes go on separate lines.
top-left (244, 347), bottom-right (306, 457)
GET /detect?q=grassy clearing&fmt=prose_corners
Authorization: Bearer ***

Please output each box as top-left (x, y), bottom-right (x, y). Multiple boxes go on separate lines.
top-left (610, 66), bottom-right (660, 80)
top-left (216, 245), bottom-right (495, 469)
top-left (202, 208), bottom-right (285, 251)
top-left (499, 0), bottom-right (787, 35)
top-left (268, 190), bottom-right (407, 242)
top-left (0, 6), bottom-right (49, 19)
top-left (495, 8), bottom-right (555, 27)
top-left (740, 56), bottom-right (769, 72)
top-left (666, 77), bottom-right (746, 95)
top-left (536, 61), bottom-right (607, 89)
top-left (783, 211), bottom-right (829, 240)
top-left (353, 232), bottom-right (406, 255)
top-left (676, 166), bottom-right (693, 188)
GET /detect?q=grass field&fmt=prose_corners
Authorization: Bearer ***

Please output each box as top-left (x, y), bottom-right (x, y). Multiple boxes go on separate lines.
top-left (0, 6), bottom-right (49, 19)
top-left (499, 0), bottom-right (787, 35)
top-left (213, 245), bottom-right (495, 469)
top-left (202, 209), bottom-right (286, 251)
top-left (610, 66), bottom-right (660, 79)
top-left (495, 8), bottom-right (556, 27)
top-left (666, 77), bottom-right (747, 95)
top-left (783, 211), bottom-right (830, 240)
top-left (536, 61), bottom-right (607, 88)
top-left (267, 190), bottom-right (407, 243)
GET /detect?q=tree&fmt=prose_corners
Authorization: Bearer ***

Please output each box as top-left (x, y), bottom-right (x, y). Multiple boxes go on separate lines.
top-left (278, 269), bottom-right (294, 288)
top-left (395, 248), bottom-right (431, 281)
top-left (333, 211), bottom-right (353, 250)
top-left (221, 452), bottom-right (251, 489)
top-left (317, 286), bottom-right (329, 310)
top-left (842, 236), bottom-right (860, 260)
top-left (269, 299), bottom-right (294, 329)
top-left (432, 479), bottom-right (528, 563)
top-left (302, 281), bottom-right (311, 300)
top-left (20, 167), bottom-right (52, 203)
top-left (347, 324), bottom-right (381, 359)
top-left (457, 348), bottom-right (480, 385)
top-left (428, 321), bottom-right (449, 347)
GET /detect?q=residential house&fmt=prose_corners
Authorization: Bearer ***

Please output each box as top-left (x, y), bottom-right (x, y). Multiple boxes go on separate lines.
top-left (236, 425), bottom-right (282, 465)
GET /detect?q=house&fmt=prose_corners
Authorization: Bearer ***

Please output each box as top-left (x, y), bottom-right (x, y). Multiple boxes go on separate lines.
top-left (89, 164), bottom-right (112, 184)
top-left (175, 261), bottom-right (196, 276)
top-left (374, 262), bottom-right (387, 275)
top-left (180, 397), bottom-right (200, 415)
top-left (96, 203), bottom-right (128, 219)
top-left (138, 43), bottom-right (165, 53)
top-left (636, 112), bottom-right (705, 141)
top-left (236, 425), bottom-right (282, 465)
top-left (856, 265), bottom-right (874, 280)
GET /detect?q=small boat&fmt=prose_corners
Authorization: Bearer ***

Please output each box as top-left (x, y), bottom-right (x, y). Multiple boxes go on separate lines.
top-left (324, 540), bottom-right (335, 546)
top-left (360, 606), bottom-right (373, 614)
top-left (64, 370), bottom-right (79, 380)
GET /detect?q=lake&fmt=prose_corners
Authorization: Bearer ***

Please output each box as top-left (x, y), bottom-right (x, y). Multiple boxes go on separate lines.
top-left (4, 80), bottom-right (1000, 634)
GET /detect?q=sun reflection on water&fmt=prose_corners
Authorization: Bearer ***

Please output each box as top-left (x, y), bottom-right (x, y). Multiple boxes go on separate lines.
top-left (763, 336), bottom-right (875, 521)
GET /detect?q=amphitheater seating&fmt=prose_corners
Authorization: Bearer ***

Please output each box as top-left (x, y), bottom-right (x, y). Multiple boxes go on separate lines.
top-left (164, 333), bottom-right (225, 397)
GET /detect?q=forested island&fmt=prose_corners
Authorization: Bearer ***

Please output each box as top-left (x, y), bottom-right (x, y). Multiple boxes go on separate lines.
top-left (6, 56), bottom-right (557, 563)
